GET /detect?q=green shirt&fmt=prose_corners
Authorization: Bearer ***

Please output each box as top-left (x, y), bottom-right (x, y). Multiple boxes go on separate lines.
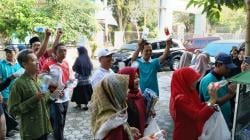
top-left (8, 73), bottom-right (52, 140)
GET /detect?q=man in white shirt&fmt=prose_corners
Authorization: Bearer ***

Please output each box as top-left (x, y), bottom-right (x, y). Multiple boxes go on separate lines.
top-left (91, 48), bottom-right (114, 88)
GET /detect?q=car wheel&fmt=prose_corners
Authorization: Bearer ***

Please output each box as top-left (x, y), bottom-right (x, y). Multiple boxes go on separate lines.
top-left (170, 57), bottom-right (180, 71)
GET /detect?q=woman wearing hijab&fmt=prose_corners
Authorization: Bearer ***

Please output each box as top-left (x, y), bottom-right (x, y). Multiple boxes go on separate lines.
top-left (228, 47), bottom-right (241, 77)
top-left (177, 51), bottom-right (193, 69)
top-left (71, 46), bottom-right (93, 110)
top-left (91, 74), bottom-right (142, 140)
top-left (191, 49), bottom-right (202, 65)
top-left (118, 67), bottom-right (146, 137)
top-left (169, 67), bottom-right (217, 140)
top-left (190, 53), bottom-right (211, 79)
top-left (190, 53), bottom-right (211, 100)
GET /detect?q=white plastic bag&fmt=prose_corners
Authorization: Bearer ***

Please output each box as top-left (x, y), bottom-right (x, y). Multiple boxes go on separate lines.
top-left (199, 107), bottom-right (231, 140)
top-left (143, 118), bottom-right (165, 140)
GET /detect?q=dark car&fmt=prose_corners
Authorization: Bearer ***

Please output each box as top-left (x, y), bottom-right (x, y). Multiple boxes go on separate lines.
top-left (111, 39), bottom-right (186, 72)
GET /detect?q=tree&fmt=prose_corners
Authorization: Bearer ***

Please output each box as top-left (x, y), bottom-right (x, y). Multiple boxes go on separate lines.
top-left (126, 0), bottom-right (158, 39)
top-left (42, 0), bottom-right (99, 42)
top-left (187, 0), bottom-right (244, 20)
top-left (212, 7), bottom-right (246, 33)
top-left (0, 0), bottom-right (53, 42)
top-left (187, 0), bottom-right (250, 56)
top-left (0, 0), bottom-right (99, 43)
top-left (108, 0), bottom-right (158, 41)
top-left (107, 0), bottom-right (131, 31)
top-left (173, 12), bottom-right (195, 33)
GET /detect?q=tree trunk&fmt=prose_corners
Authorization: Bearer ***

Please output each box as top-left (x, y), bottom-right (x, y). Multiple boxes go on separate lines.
top-left (135, 23), bottom-right (140, 40)
top-left (245, 0), bottom-right (250, 56)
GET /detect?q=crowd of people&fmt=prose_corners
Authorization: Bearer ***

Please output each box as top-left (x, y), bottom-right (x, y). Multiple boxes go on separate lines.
top-left (0, 28), bottom-right (171, 140)
top-left (0, 26), bottom-right (249, 140)
top-left (173, 45), bottom-right (250, 140)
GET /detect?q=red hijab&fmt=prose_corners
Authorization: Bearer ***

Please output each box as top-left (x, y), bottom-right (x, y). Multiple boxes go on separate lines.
top-left (169, 67), bottom-right (201, 120)
top-left (118, 67), bottom-right (146, 135)
top-left (118, 67), bottom-right (140, 95)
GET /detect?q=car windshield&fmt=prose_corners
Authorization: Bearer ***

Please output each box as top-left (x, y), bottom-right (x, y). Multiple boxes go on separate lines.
top-left (202, 42), bottom-right (242, 57)
top-left (120, 43), bottom-right (137, 51)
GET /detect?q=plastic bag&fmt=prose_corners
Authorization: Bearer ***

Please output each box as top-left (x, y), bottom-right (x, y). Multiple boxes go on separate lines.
top-left (199, 106), bottom-right (231, 140)
top-left (143, 88), bottom-right (158, 122)
top-left (143, 118), bottom-right (165, 140)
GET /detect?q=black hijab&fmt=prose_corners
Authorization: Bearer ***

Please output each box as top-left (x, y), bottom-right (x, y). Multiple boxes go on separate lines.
top-left (73, 47), bottom-right (93, 78)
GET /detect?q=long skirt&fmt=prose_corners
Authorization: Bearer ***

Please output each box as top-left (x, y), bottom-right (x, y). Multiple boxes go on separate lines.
top-left (71, 84), bottom-right (93, 105)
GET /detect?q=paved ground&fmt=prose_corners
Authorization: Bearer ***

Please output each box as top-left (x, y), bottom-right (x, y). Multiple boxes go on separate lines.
top-left (7, 71), bottom-right (174, 140)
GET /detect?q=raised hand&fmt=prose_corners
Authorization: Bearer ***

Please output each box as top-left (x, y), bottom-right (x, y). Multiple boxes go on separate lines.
top-left (45, 28), bottom-right (52, 37)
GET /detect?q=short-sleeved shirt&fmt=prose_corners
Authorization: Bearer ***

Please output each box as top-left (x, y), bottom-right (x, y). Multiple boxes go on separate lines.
top-left (38, 52), bottom-right (49, 71)
top-left (0, 60), bottom-right (22, 100)
top-left (199, 72), bottom-right (231, 123)
top-left (136, 58), bottom-right (161, 96)
top-left (91, 67), bottom-right (114, 88)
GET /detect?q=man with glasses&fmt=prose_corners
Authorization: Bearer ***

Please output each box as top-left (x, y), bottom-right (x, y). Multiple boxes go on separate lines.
top-left (199, 53), bottom-right (237, 127)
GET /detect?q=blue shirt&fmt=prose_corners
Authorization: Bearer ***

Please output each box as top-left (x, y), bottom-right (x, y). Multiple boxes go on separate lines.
top-left (199, 72), bottom-right (231, 124)
top-left (137, 58), bottom-right (161, 96)
top-left (0, 60), bottom-right (22, 100)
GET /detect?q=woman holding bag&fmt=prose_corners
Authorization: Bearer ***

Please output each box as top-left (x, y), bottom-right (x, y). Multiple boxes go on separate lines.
top-left (118, 67), bottom-right (146, 137)
top-left (170, 67), bottom-right (217, 140)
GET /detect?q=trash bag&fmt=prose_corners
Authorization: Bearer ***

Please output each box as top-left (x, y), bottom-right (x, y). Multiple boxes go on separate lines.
top-left (199, 106), bottom-right (231, 140)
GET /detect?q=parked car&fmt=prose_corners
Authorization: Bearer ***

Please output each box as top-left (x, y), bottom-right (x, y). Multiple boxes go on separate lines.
top-left (184, 37), bottom-right (221, 52)
top-left (202, 40), bottom-right (245, 63)
top-left (111, 39), bottom-right (186, 72)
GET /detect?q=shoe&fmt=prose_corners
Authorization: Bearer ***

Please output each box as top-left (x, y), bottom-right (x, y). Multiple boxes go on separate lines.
top-left (82, 107), bottom-right (88, 111)
top-left (6, 131), bottom-right (15, 137)
top-left (74, 104), bottom-right (81, 109)
top-left (13, 127), bottom-right (19, 132)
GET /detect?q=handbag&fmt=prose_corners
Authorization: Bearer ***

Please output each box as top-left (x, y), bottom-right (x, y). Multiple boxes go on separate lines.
top-left (199, 106), bottom-right (231, 140)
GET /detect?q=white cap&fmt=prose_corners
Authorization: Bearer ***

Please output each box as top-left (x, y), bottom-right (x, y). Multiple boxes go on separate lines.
top-left (97, 48), bottom-right (114, 58)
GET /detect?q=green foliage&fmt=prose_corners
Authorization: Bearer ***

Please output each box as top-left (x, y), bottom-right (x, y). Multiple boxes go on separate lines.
top-left (0, 0), bottom-right (50, 41)
top-left (108, 0), bottom-right (158, 32)
top-left (43, 0), bottom-right (99, 42)
top-left (108, 0), bottom-right (133, 31)
top-left (173, 12), bottom-right (195, 32)
top-left (0, 0), bottom-right (99, 42)
top-left (187, 0), bottom-right (245, 21)
top-left (214, 7), bottom-right (246, 32)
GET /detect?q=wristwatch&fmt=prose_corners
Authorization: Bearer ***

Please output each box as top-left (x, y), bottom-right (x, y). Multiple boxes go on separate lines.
top-left (207, 102), bottom-right (218, 111)
top-left (207, 101), bottom-right (213, 107)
